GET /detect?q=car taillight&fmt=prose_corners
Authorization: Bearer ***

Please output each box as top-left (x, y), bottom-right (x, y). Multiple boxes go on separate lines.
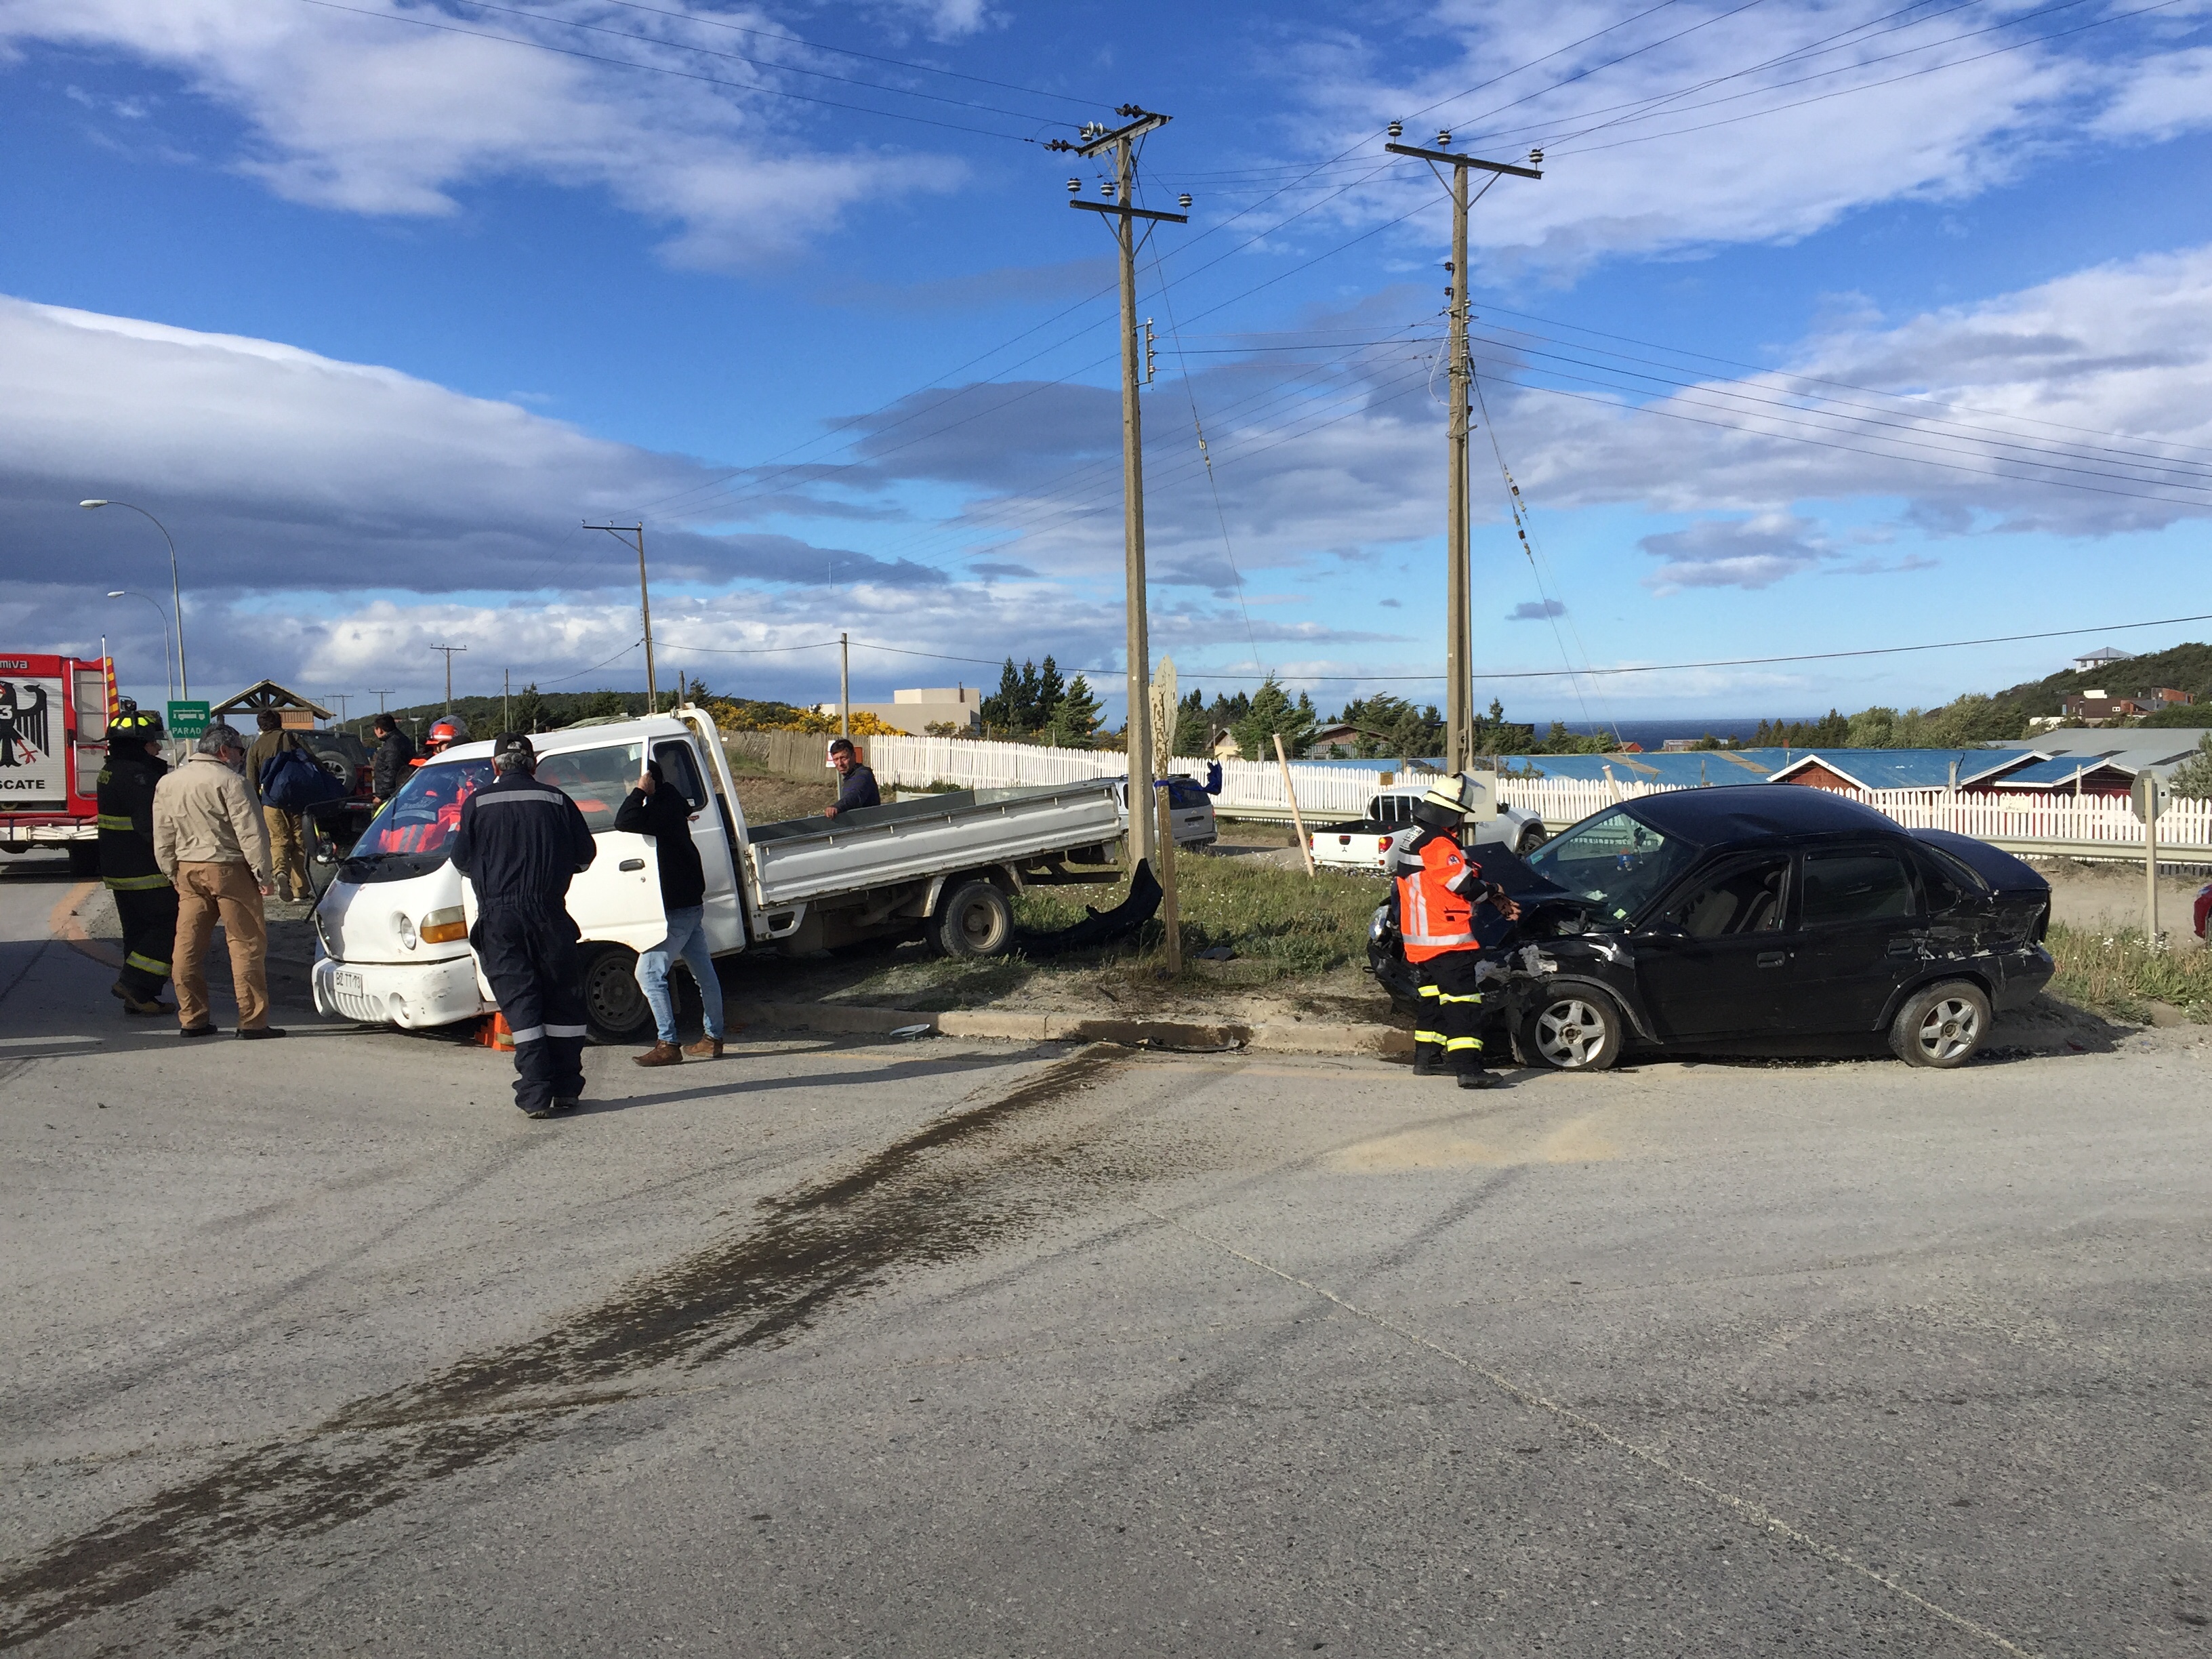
top-left (419, 905), bottom-right (468, 944)
top-left (1378, 835), bottom-right (1393, 850)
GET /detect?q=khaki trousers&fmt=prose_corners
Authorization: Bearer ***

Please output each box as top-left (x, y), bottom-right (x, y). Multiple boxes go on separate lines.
top-left (173, 861), bottom-right (269, 1031)
top-left (264, 806), bottom-right (309, 901)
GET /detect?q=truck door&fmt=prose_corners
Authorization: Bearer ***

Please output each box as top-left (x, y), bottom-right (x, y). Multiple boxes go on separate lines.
top-left (651, 737), bottom-right (744, 953)
top-left (1789, 844), bottom-right (1924, 1033)
top-left (533, 740), bottom-right (663, 955)
top-left (1632, 852), bottom-right (1795, 1040)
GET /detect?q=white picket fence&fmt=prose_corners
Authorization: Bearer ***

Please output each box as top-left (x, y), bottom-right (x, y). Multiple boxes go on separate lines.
top-left (852, 735), bottom-right (2211, 860)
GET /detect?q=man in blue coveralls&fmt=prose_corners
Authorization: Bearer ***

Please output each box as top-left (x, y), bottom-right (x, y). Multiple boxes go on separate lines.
top-left (449, 733), bottom-right (597, 1119)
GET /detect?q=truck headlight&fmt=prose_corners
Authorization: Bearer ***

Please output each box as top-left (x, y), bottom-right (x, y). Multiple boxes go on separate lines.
top-left (419, 905), bottom-right (468, 945)
top-left (393, 910), bottom-right (418, 951)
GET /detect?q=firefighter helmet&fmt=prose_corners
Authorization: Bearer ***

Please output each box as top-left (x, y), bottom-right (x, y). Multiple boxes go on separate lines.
top-left (424, 714), bottom-right (469, 753)
top-left (1412, 774), bottom-right (1473, 830)
top-left (108, 699), bottom-right (164, 743)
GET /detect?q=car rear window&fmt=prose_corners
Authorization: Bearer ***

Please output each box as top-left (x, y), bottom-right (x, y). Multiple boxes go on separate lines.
top-left (1800, 849), bottom-right (1916, 926)
top-left (536, 742), bottom-right (642, 830)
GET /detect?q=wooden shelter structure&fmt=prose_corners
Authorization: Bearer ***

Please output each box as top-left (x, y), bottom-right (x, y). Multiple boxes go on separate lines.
top-left (211, 680), bottom-right (332, 732)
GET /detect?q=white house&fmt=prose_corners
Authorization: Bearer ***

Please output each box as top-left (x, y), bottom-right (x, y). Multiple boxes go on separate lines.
top-left (2070, 645), bottom-right (2133, 673)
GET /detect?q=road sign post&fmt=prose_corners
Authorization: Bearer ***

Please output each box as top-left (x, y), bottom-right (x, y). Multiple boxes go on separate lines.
top-left (165, 700), bottom-right (210, 741)
top-left (2131, 771), bottom-right (2168, 945)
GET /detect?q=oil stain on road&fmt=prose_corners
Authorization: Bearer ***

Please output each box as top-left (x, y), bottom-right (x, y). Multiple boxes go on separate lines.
top-left (0, 1044), bottom-right (1149, 1650)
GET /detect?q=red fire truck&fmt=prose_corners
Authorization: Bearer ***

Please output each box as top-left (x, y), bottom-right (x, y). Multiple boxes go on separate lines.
top-left (0, 654), bottom-right (116, 876)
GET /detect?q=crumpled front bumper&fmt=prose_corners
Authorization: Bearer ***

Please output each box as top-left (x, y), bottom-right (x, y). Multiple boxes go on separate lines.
top-left (312, 952), bottom-right (488, 1029)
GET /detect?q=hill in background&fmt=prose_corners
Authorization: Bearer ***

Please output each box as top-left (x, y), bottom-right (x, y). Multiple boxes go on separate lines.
top-left (1986, 640), bottom-right (2212, 726)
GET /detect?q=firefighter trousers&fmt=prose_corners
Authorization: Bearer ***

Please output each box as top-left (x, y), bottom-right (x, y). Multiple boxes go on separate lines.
top-left (1414, 951), bottom-right (1490, 1073)
top-left (472, 903), bottom-right (589, 1113)
top-left (112, 882), bottom-right (178, 1002)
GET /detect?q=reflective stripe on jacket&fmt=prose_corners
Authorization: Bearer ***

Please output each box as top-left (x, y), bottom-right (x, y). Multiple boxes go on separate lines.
top-left (1395, 827), bottom-right (1480, 962)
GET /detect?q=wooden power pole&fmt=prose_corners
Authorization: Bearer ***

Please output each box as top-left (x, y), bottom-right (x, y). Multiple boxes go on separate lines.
top-left (1055, 106), bottom-right (1187, 872)
top-left (585, 520), bottom-right (656, 714)
top-left (1384, 129), bottom-right (1540, 773)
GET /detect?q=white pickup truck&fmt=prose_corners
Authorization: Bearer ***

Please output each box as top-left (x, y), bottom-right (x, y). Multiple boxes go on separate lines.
top-left (308, 709), bottom-right (1125, 1042)
top-left (1308, 778), bottom-right (1547, 874)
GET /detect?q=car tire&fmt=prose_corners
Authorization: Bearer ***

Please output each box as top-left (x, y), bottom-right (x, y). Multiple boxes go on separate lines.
top-left (1521, 985), bottom-right (1624, 1071)
top-left (1515, 823), bottom-right (1549, 855)
top-left (1889, 979), bottom-right (1990, 1069)
top-left (66, 841), bottom-right (100, 877)
top-left (931, 879), bottom-right (1014, 958)
top-left (579, 943), bottom-right (653, 1044)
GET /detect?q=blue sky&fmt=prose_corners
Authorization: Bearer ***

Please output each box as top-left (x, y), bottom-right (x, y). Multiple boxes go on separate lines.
top-left (2, 0), bottom-right (2209, 728)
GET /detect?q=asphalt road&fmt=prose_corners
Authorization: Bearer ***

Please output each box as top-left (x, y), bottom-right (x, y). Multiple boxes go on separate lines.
top-left (3, 849), bottom-right (2209, 1657)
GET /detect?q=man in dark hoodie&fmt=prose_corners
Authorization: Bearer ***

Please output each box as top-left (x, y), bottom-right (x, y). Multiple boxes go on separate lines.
top-left (614, 757), bottom-right (727, 1066)
top-left (370, 712), bottom-right (415, 804)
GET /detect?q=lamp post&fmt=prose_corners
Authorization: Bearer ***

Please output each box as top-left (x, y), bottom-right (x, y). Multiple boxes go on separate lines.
top-left (104, 591), bottom-right (176, 708)
top-left (81, 500), bottom-right (188, 701)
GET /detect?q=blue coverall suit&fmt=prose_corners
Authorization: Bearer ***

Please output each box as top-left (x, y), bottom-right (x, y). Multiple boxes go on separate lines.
top-left (449, 769), bottom-right (598, 1114)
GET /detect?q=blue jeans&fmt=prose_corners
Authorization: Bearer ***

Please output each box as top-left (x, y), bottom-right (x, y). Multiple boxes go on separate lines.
top-left (635, 905), bottom-right (725, 1045)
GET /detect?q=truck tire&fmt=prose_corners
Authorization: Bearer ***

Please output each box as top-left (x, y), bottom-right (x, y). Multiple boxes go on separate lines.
top-left (931, 880), bottom-right (1013, 958)
top-left (67, 841), bottom-right (100, 878)
top-left (1520, 985), bottom-right (1624, 1071)
top-left (579, 943), bottom-right (653, 1044)
top-left (1889, 979), bottom-right (1990, 1068)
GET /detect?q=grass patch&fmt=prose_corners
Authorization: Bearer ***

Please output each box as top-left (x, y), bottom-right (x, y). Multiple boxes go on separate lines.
top-left (1014, 856), bottom-right (1385, 980)
top-left (2045, 921), bottom-right (2212, 1022)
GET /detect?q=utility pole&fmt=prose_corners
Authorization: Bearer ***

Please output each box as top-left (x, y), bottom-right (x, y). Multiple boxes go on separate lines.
top-left (585, 521), bottom-right (656, 714)
top-left (1053, 106), bottom-right (1188, 871)
top-left (369, 688), bottom-right (394, 715)
top-left (1384, 127), bottom-right (1540, 774)
top-left (504, 668), bottom-right (512, 734)
top-left (839, 633), bottom-right (851, 740)
top-left (430, 644), bottom-right (466, 714)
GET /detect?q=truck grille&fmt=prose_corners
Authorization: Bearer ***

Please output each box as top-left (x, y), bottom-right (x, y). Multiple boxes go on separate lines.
top-left (323, 972), bottom-right (386, 1023)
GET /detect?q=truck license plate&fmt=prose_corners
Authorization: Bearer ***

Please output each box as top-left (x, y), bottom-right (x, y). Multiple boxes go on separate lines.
top-left (335, 970), bottom-right (363, 994)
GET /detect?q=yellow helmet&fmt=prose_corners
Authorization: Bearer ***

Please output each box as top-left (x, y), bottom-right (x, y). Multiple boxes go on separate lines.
top-left (108, 701), bottom-right (164, 740)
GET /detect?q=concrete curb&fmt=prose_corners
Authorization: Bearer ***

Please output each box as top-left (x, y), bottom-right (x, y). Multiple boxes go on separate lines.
top-left (726, 1000), bottom-right (1411, 1059)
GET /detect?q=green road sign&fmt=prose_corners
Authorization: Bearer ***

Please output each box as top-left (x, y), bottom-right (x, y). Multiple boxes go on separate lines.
top-left (166, 700), bottom-right (211, 740)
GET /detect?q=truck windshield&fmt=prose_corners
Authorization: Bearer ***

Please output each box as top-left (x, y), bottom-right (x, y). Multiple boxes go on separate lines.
top-left (1523, 804), bottom-right (1702, 924)
top-left (350, 760), bottom-right (495, 866)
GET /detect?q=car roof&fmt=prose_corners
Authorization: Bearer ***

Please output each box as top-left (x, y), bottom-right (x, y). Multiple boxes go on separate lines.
top-left (1622, 783), bottom-right (1899, 843)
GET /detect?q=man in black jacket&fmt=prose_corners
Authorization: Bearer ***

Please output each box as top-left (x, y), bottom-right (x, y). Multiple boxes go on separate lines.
top-left (96, 702), bottom-right (176, 1016)
top-left (615, 758), bottom-right (727, 1066)
top-left (824, 737), bottom-right (879, 817)
top-left (449, 733), bottom-right (597, 1118)
top-left (370, 713), bottom-right (415, 804)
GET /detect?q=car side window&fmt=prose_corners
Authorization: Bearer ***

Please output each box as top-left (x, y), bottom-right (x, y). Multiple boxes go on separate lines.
top-left (652, 741), bottom-right (707, 811)
top-left (1917, 846), bottom-right (1984, 912)
top-left (1799, 848), bottom-right (1917, 927)
top-left (1662, 855), bottom-right (1789, 939)
top-left (1167, 780), bottom-right (1207, 809)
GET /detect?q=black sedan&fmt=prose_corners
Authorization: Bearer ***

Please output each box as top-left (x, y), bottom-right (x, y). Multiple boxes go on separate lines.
top-left (1370, 785), bottom-right (2053, 1071)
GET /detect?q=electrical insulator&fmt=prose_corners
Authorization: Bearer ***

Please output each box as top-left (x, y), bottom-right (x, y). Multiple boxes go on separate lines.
top-left (1067, 177), bottom-right (1081, 194)
top-left (1436, 129), bottom-right (1451, 148)
top-left (1102, 180), bottom-right (1118, 200)
top-left (1144, 318), bottom-right (1156, 384)
top-left (1387, 120), bottom-right (1403, 139)
top-left (1177, 192), bottom-right (1192, 209)
top-left (1529, 147), bottom-right (1543, 166)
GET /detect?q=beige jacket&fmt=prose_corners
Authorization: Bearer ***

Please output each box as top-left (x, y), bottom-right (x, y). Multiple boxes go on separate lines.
top-left (153, 754), bottom-right (272, 884)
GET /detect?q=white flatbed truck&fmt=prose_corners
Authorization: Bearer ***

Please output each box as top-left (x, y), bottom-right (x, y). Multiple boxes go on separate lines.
top-left (309, 708), bottom-right (1124, 1040)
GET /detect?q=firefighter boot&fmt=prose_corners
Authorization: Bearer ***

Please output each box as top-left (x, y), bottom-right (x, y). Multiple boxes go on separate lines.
top-left (1457, 1067), bottom-right (1504, 1091)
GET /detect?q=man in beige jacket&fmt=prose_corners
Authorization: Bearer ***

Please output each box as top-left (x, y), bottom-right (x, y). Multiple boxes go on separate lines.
top-left (152, 722), bottom-right (285, 1040)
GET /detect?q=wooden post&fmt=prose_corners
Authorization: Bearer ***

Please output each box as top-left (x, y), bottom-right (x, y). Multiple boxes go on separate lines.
top-left (1275, 732), bottom-right (1315, 876)
top-left (1150, 659), bottom-right (1181, 975)
top-left (2146, 786), bottom-right (2160, 945)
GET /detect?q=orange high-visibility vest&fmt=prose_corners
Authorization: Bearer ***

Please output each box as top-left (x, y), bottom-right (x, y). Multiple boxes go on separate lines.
top-left (1396, 832), bottom-right (1482, 962)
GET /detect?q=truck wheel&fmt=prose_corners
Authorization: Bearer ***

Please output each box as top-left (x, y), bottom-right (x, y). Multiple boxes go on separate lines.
top-left (579, 943), bottom-right (653, 1044)
top-left (67, 841), bottom-right (100, 878)
top-left (1520, 986), bottom-right (1624, 1071)
top-left (1889, 979), bottom-right (1990, 1068)
top-left (932, 880), bottom-right (1013, 958)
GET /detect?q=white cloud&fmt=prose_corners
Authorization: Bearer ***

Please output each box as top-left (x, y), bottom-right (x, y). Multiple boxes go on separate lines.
top-left (0, 0), bottom-right (960, 264)
top-left (1274, 0), bottom-right (2212, 272)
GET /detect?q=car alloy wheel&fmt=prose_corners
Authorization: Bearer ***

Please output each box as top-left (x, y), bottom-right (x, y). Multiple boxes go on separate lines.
top-left (1530, 993), bottom-right (1618, 1070)
top-left (1914, 996), bottom-right (1980, 1063)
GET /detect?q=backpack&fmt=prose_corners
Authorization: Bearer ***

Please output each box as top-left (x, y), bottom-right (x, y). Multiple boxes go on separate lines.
top-left (262, 744), bottom-right (345, 811)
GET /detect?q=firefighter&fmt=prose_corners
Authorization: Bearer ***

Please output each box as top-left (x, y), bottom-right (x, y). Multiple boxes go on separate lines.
top-left (407, 714), bottom-right (468, 775)
top-left (1392, 775), bottom-right (1519, 1089)
top-left (448, 733), bottom-right (597, 1120)
top-left (96, 701), bottom-right (178, 1016)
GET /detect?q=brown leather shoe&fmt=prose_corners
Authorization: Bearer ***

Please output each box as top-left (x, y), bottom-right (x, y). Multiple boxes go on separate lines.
top-left (632, 1041), bottom-right (684, 1067)
top-left (682, 1037), bottom-right (724, 1060)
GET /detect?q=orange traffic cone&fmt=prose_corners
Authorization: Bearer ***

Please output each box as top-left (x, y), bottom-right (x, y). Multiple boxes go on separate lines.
top-left (474, 1012), bottom-right (514, 1051)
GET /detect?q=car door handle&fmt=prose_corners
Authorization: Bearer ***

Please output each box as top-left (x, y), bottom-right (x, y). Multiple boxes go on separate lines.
top-left (1887, 937), bottom-right (1917, 956)
top-left (1756, 950), bottom-right (1788, 968)
top-left (618, 858), bottom-right (645, 872)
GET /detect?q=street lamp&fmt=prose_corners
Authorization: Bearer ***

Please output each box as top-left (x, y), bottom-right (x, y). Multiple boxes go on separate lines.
top-left (80, 500), bottom-right (188, 699)
top-left (105, 591), bottom-right (176, 708)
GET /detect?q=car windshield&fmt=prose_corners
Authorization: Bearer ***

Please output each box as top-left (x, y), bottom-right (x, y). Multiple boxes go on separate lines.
top-left (349, 759), bottom-right (495, 864)
top-left (1523, 804), bottom-right (1703, 924)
